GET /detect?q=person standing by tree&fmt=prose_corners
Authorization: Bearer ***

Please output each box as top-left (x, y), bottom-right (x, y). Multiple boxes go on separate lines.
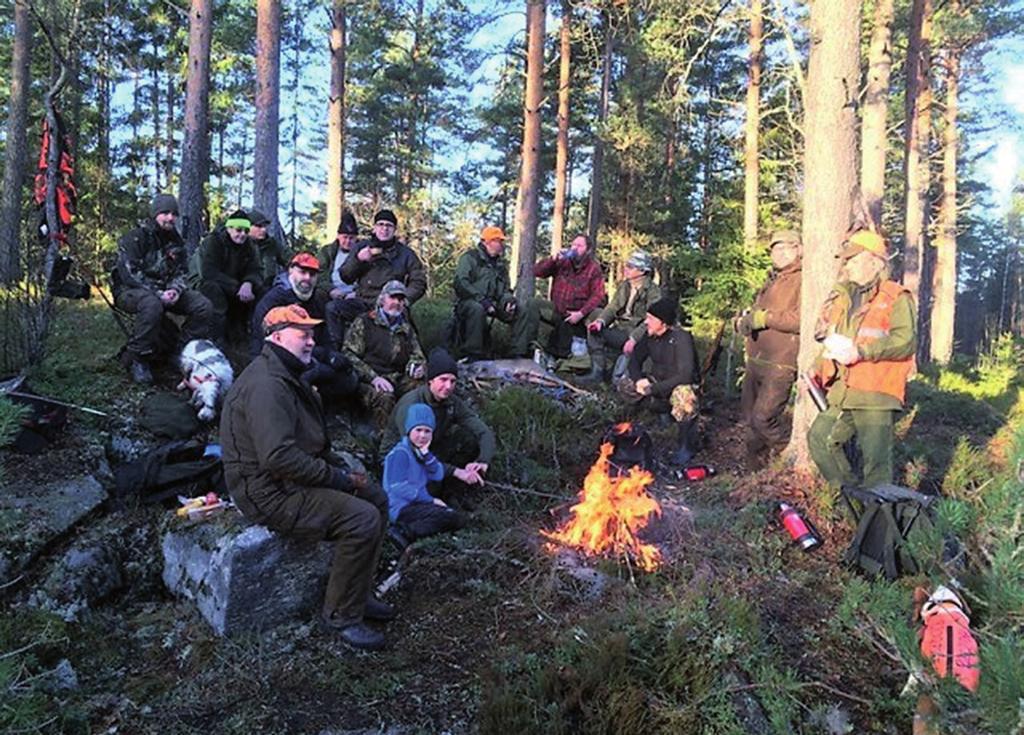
top-left (318, 211), bottom-right (360, 303)
top-left (533, 234), bottom-right (605, 359)
top-left (198, 209), bottom-right (262, 344)
top-left (247, 208), bottom-right (290, 292)
top-left (582, 249), bottom-right (662, 383)
top-left (807, 230), bottom-right (916, 490)
top-left (738, 230), bottom-right (802, 469)
top-left (112, 194), bottom-right (213, 384)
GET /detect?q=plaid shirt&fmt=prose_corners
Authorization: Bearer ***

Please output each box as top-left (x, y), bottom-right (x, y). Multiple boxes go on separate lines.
top-left (534, 255), bottom-right (605, 315)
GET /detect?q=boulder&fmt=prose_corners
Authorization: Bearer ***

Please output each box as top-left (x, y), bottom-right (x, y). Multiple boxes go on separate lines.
top-left (161, 516), bottom-right (333, 636)
top-left (30, 541), bottom-right (125, 621)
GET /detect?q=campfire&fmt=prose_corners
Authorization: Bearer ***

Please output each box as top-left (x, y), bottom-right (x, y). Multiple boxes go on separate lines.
top-left (543, 429), bottom-right (663, 572)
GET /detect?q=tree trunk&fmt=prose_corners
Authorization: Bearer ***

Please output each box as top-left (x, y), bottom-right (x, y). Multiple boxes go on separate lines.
top-left (510, 0), bottom-right (546, 299)
top-left (860, 0), bottom-right (894, 226)
top-left (151, 58), bottom-right (162, 190)
top-left (178, 0), bottom-right (213, 254)
top-left (551, 0), bottom-right (571, 256)
top-left (253, 0), bottom-right (282, 241)
top-left (0, 0), bottom-right (33, 283)
top-left (930, 50), bottom-right (960, 364)
top-left (165, 60), bottom-right (175, 189)
top-left (901, 0), bottom-right (932, 335)
top-left (742, 0), bottom-right (763, 251)
top-left (586, 14), bottom-right (612, 244)
top-left (785, 0), bottom-right (862, 470)
top-left (327, 0), bottom-right (346, 237)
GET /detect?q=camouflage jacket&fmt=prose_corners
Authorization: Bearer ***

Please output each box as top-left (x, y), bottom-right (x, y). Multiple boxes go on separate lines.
top-left (342, 309), bottom-right (425, 383)
top-left (112, 219), bottom-right (189, 296)
top-left (597, 277), bottom-right (662, 343)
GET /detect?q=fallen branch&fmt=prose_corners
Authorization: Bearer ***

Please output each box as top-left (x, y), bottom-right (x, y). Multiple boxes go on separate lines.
top-left (486, 480), bottom-right (567, 501)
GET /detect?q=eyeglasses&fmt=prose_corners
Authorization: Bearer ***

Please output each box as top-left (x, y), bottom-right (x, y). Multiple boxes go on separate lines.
top-left (375, 222), bottom-right (396, 228)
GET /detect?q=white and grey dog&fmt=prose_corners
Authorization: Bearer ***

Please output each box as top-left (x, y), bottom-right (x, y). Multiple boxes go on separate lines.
top-left (177, 339), bottom-right (234, 422)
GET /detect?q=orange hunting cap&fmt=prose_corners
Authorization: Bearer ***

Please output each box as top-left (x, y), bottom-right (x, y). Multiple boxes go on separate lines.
top-left (289, 252), bottom-right (321, 272)
top-left (839, 230), bottom-right (890, 261)
top-left (480, 225), bottom-right (507, 242)
top-left (263, 304), bottom-right (323, 334)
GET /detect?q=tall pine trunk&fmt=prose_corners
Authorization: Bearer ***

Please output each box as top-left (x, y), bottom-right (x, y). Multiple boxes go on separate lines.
top-left (785, 0), bottom-right (862, 469)
top-left (253, 0), bottom-right (282, 240)
top-left (0, 0), bottom-right (33, 283)
top-left (860, 0), bottom-right (894, 226)
top-left (743, 0), bottom-right (763, 251)
top-left (327, 0), bottom-right (346, 237)
top-left (510, 0), bottom-right (545, 299)
top-left (551, 0), bottom-right (571, 256)
top-left (930, 50), bottom-right (960, 364)
top-left (178, 0), bottom-right (213, 253)
top-left (586, 14), bottom-right (612, 244)
top-left (901, 0), bottom-right (932, 333)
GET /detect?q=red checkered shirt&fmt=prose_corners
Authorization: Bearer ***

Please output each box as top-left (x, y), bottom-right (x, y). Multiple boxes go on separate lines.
top-left (534, 255), bottom-right (605, 315)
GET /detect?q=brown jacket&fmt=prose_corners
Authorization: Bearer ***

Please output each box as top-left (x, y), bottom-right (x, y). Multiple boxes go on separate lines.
top-left (746, 261), bottom-right (801, 370)
top-left (220, 343), bottom-right (343, 525)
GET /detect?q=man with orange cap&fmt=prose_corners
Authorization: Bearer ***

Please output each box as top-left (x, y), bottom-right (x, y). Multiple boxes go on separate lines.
top-left (452, 225), bottom-right (540, 359)
top-left (807, 229), bottom-right (917, 490)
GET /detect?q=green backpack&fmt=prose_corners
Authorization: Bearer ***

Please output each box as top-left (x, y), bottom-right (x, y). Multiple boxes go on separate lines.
top-left (842, 484), bottom-right (937, 581)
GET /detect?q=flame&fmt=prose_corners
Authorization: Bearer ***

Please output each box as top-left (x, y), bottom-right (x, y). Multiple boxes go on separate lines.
top-left (613, 422), bottom-right (632, 434)
top-left (543, 442), bottom-right (662, 571)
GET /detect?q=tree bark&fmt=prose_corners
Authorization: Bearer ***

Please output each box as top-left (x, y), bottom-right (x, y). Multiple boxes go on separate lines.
top-left (785, 0), bottom-right (862, 470)
top-left (551, 0), bottom-right (572, 256)
top-left (0, 0), bottom-right (33, 283)
top-left (178, 0), bottom-right (213, 254)
top-left (860, 0), bottom-right (894, 226)
top-left (742, 0), bottom-right (763, 252)
top-left (930, 50), bottom-right (960, 364)
top-left (901, 0), bottom-right (932, 333)
top-left (586, 13), bottom-right (612, 244)
top-left (253, 0), bottom-right (282, 240)
top-left (510, 0), bottom-right (546, 299)
top-left (327, 0), bottom-right (346, 237)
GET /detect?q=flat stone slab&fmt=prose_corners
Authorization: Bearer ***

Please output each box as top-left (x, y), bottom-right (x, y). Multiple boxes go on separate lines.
top-left (161, 515), bottom-right (333, 636)
top-left (0, 475), bottom-right (106, 584)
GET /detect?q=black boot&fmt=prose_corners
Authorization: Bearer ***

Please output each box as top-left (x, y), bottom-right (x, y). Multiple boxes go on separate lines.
top-left (577, 358), bottom-right (605, 384)
top-left (670, 420), bottom-right (698, 466)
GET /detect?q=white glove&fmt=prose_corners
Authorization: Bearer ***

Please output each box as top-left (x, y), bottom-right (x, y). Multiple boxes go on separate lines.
top-left (823, 333), bottom-right (859, 366)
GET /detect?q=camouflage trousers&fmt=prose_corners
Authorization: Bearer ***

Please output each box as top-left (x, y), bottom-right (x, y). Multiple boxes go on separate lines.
top-left (358, 374), bottom-right (422, 428)
top-left (617, 380), bottom-right (700, 423)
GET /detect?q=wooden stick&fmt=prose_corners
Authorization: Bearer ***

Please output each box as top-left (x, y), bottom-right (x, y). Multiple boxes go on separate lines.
top-left (486, 480), bottom-right (567, 501)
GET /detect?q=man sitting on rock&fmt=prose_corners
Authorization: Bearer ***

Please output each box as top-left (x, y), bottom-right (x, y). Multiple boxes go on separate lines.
top-left (317, 211), bottom-right (360, 304)
top-left (380, 348), bottom-right (491, 508)
top-left (343, 280), bottom-right (426, 429)
top-left (220, 304), bottom-right (392, 651)
top-left (618, 297), bottom-right (701, 466)
top-left (532, 233), bottom-right (605, 360)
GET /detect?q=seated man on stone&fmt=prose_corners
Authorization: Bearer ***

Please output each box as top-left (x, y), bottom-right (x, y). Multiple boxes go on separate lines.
top-left (383, 403), bottom-right (469, 549)
top-left (329, 209), bottom-right (427, 347)
top-left (343, 280), bottom-right (426, 429)
top-left (452, 226), bottom-right (540, 360)
top-left (220, 304), bottom-right (392, 651)
top-left (198, 209), bottom-right (262, 343)
top-left (247, 208), bottom-right (291, 292)
top-left (317, 211), bottom-right (360, 304)
top-left (617, 297), bottom-right (701, 466)
top-left (249, 252), bottom-right (358, 399)
top-left (533, 234), bottom-right (605, 360)
top-left (582, 249), bottom-right (662, 383)
top-left (112, 193), bottom-right (213, 384)
top-left (380, 348), bottom-right (491, 508)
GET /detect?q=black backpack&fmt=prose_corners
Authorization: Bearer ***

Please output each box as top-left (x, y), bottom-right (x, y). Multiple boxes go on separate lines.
top-left (842, 484), bottom-right (937, 580)
top-left (113, 440), bottom-right (224, 507)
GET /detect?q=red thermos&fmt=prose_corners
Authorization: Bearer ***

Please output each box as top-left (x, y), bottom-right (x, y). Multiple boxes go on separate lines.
top-left (778, 502), bottom-right (822, 551)
top-left (683, 465), bottom-right (716, 481)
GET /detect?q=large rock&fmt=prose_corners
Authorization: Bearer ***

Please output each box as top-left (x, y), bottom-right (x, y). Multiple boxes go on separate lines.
top-left (161, 516), bottom-right (333, 636)
top-left (30, 541), bottom-right (125, 621)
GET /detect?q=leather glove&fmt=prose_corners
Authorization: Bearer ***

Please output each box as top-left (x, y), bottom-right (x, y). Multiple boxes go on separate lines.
top-left (738, 313), bottom-right (754, 337)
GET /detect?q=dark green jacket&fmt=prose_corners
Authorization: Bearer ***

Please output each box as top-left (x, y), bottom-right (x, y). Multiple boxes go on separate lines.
top-left (339, 236), bottom-right (427, 303)
top-left (198, 228), bottom-right (262, 293)
top-left (113, 219), bottom-right (189, 296)
top-left (252, 235), bottom-right (291, 289)
top-left (380, 384), bottom-right (496, 467)
top-left (597, 277), bottom-right (662, 343)
top-left (342, 309), bottom-right (425, 383)
top-left (453, 244), bottom-right (513, 306)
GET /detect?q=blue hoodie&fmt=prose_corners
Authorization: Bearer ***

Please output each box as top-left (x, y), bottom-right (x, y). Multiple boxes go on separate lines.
top-left (382, 403), bottom-right (445, 522)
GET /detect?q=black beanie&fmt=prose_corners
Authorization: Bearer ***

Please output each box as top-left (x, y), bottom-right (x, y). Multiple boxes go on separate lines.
top-left (338, 211), bottom-right (358, 235)
top-left (373, 209), bottom-right (398, 226)
top-left (150, 193), bottom-right (178, 217)
top-left (647, 297), bottom-right (678, 326)
top-left (427, 347), bottom-right (459, 380)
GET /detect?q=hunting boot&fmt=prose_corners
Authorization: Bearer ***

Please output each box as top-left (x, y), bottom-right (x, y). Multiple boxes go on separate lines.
top-left (669, 419), bottom-right (699, 466)
top-left (128, 356), bottom-right (154, 385)
top-left (578, 350), bottom-right (605, 384)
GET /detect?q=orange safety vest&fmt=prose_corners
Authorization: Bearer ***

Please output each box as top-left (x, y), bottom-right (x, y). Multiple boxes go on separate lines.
top-left (843, 280), bottom-right (915, 403)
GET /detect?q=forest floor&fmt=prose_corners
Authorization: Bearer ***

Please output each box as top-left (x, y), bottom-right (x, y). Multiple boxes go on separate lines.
top-left (1, 296), bottom-right (1014, 734)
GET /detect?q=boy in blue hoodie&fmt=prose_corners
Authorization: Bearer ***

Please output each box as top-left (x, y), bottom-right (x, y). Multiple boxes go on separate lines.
top-left (383, 403), bottom-right (470, 546)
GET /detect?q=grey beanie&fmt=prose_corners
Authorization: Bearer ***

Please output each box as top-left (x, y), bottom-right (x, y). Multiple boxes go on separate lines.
top-left (150, 193), bottom-right (179, 217)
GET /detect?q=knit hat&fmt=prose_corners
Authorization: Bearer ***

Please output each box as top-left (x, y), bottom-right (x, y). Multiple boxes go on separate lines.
top-left (225, 209), bottom-right (251, 230)
top-left (373, 209), bottom-right (398, 226)
top-left (839, 230), bottom-right (890, 261)
top-left (769, 230), bottom-right (801, 248)
top-left (248, 209), bottom-right (271, 227)
top-left (480, 225), bottom-right (507, 241)
top-left (338, 211), bottom-right (358, 235)
top-left (426, 347), bottom-right (458, 380)
top-left (646, 297), bottom-right (678, 326)
top-left (263, 304), bottom-right (322, 335)
top-left (381, 280), bottom-right (408, 298)
top-left (626, 249), bottom-right (654, 273)
top-left (289, 252), bottom-right (321, 272)
top-left (404, 403), bottom-right (436, 434)
top-left (150, 193), bottom-right (178, 217)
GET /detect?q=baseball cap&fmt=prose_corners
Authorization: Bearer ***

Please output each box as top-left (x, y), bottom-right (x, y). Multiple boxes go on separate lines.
top-left (480, 226), bottom-right (507, 242)
top-left (289, 252), bottom-right (321, 272)
top-left (263, 304), bottom-right (323, 334)
top-left (839, 230), bottom-right (890, 261)
top-left (381, 280), bottom-right (408, 298)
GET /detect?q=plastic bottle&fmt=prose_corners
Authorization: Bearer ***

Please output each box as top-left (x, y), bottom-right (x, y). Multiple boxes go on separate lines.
top-left (682, 465), bottom-right (716, 481)
top-left (778, 502), bottom-right (822, 551)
